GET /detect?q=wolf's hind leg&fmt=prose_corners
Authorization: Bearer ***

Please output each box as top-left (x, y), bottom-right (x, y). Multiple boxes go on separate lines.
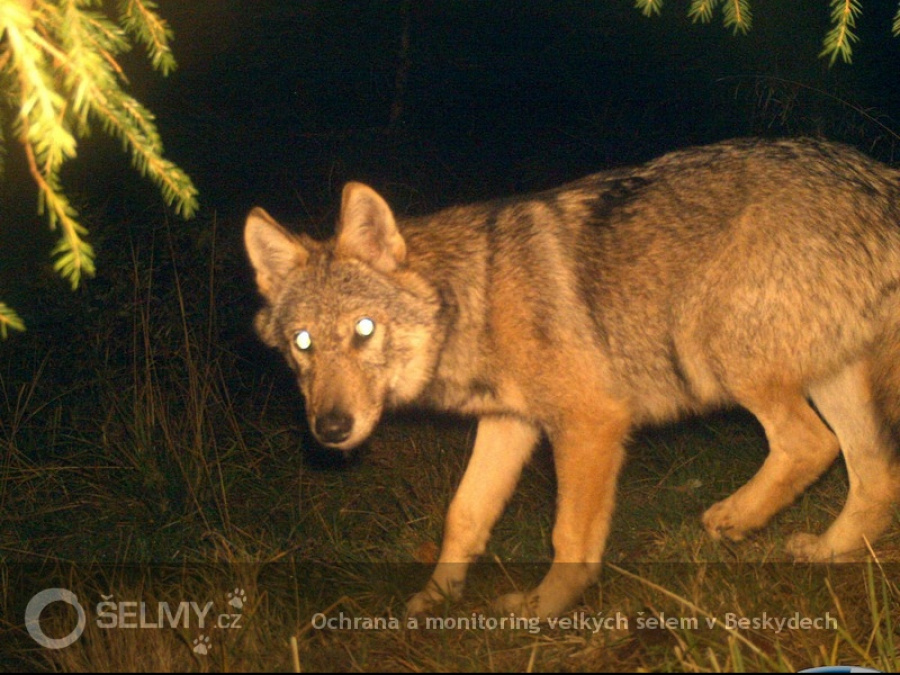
top-left (406, 416), bottom-right (539, 616)
top-left (788, 359), bottom-right (900, 560)
top-left (703, 385), bottom-right (840, 542)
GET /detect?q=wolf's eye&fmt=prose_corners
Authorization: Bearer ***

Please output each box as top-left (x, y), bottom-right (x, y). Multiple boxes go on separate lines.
top-left (355, 317), bottom-right (375, 338)
top-left (294, 330), bottom-right (312, 351)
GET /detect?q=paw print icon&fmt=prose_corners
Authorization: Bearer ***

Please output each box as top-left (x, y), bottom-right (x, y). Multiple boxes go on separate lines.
top-left (227, 588), bottom-right (247, 611)
top-left (192, 635), bottom-right (211, 655)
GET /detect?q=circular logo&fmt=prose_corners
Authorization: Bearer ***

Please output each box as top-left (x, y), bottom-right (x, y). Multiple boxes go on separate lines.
top-left (25, 588), bottom-right (86, 650)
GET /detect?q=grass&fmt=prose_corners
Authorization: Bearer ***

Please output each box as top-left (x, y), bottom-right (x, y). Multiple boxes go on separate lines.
top-left (0, 211), bottom-right (898, 672)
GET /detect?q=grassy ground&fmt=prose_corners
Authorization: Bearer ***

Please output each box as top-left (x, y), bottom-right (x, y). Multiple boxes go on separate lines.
top-left (0, 213), bottom-right (898, 672)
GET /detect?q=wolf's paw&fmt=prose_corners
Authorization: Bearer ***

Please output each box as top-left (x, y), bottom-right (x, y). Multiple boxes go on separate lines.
top-left (786, 532), bottom-right (858, 562)
top-left (406, 590), bottom-right (440, 618)
top-left (785, 532), bottom-right (824, 560)
top-left (702, 500), bottom-right (750, 541)
top-left (407, 582), bottom-right (461, 618)
top-left (491, 591), bottom-right (543, 619)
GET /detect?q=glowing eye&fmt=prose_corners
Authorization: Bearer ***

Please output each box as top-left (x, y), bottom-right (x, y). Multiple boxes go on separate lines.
top-left (294, 330), bottom-right (312, 351)
top-left (355, 317), bottom-right (375, 338)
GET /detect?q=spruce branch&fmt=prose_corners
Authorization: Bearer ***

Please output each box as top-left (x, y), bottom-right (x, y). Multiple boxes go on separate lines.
top-left (635, 0), bottom-right (664, 19)
top-left (117, 0), bottom-right (176, 75)
top-left (0, 303), bottom-right (25, 338)
top-left (640, 0), bottom-right (894, 63)
top-left (22, 126), bottom-right (95, 289)
top-left (722, 0), bottom-right (752, 34)
top-left (821, 0), bottom-right (862, 64)
top-left (0, 0), bottom-right (197, 336)
top-left (688, 0), bottom-right (722, 24)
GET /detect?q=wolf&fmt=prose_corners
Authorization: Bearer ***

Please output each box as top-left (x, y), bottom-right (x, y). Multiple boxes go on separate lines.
top-left (244, 138), bottom-right (900, 619)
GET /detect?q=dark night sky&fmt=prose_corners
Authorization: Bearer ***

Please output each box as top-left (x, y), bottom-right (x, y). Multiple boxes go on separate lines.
top-left (138, 0), bottom-right (900, 219)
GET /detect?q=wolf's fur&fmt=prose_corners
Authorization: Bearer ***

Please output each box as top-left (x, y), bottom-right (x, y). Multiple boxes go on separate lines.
top-left (245, 138), bottom-right (900, 618)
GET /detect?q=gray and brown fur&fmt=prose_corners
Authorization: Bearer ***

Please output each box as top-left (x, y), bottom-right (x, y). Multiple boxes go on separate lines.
top-left (245, 138), bottom-right (900, 619)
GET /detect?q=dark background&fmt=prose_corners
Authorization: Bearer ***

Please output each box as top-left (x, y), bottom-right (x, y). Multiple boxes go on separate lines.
top-left (144, 0), bottom-right (900, 218)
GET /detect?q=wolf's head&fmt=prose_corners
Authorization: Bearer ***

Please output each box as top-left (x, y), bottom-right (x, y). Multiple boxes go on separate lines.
top-left (245, 183), bottom-right (446, 450)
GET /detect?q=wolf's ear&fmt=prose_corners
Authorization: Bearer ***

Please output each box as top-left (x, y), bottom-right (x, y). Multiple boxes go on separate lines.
top-left (335, 182), bottom-right (407, 273)
top-left (244, 207), bottom-right (310, 299)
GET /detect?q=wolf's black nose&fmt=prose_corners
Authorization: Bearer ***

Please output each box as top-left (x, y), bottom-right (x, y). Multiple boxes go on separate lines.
top-left (315, 411), bottom-right (354, 445)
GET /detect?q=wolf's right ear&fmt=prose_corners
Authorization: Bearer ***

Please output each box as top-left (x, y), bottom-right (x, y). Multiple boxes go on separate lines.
top-left (244, 207), bottom-right (310, 300)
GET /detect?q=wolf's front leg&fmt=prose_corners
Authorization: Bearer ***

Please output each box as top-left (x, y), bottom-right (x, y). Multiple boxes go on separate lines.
top-left (406, 416), bottom-right (539, 616)
top-left (494, 405), bottom-right (629, 619)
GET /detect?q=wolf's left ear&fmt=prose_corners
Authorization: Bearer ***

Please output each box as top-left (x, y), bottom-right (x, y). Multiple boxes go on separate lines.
top-left (336, 182), bottom-right (407, 273)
